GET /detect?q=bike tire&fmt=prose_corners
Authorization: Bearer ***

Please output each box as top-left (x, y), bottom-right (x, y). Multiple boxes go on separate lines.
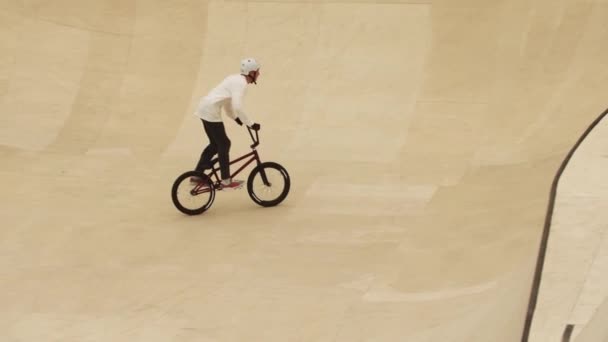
top-left (171, 170), bottom-right (216, 215)
top-left (247, 162), bottom-right (290, 207)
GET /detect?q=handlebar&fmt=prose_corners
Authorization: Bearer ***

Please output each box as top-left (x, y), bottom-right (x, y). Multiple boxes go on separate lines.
top-left (247, 126), bottom-right (260, 149)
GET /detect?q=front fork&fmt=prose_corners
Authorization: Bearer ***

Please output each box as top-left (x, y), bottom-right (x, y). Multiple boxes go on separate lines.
top-left (253, 151), bottom-right (271, 187)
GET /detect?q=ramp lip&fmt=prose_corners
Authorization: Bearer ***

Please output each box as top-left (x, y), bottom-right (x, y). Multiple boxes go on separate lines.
top-left (521, 107), bottom-right (608, 342)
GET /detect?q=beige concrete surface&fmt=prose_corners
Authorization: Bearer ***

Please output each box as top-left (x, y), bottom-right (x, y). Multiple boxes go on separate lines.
top-left (575, 297), bottom-right (608, 342)
top-left (1, 1), bottom-right (608, 341)
top-left (529, 116), bottom-right (608, 342)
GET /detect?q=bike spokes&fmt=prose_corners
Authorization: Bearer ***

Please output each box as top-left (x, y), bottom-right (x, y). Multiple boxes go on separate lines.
top-left (171, 171), bottom-right (216, 215)
top-left (247, 162), bottom-right (290, 207)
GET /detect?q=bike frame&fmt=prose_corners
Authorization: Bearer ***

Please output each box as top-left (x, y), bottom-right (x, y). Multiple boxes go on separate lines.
top-left (207, 149), bottom-right (261, 184)
top-left (205, 127), bottom-right (269, 187)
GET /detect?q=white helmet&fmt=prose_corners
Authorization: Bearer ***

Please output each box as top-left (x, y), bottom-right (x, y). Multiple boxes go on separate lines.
top-left (240, 58), bottom-right (260, 74)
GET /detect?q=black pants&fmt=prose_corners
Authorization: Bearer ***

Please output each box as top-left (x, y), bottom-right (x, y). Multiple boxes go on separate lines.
top-left (195, 119), bottom-right (231, 179)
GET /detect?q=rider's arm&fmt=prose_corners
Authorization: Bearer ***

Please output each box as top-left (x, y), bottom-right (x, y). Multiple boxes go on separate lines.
top-left (230, 84), bottom-right (255, 127)
top-left (224, 101), bottom-right (238, 120)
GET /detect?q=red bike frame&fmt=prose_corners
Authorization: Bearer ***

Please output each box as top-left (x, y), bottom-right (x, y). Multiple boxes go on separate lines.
top-left (207, 149), bottom-right (261, 184)
top-left (205, 127), bottom-right (264, 187)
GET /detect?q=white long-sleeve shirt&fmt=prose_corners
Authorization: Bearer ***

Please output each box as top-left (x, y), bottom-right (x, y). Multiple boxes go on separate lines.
top-left (194, 74), bottom-right (254, 126)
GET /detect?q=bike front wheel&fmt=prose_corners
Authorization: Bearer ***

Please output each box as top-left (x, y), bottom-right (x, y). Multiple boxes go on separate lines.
top-left (171, 171), bottom-right (216, 215)
top-left (247, 162), bottom-right (290, 207)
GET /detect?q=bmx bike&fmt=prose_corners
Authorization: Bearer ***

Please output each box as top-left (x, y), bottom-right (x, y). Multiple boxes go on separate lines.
top-left (171, 127), bottom-right (290, 215)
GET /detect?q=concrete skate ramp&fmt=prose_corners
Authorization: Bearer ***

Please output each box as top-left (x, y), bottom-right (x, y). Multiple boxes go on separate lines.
top-left (575, 297), bottom-right (608, 342)
top-left (1, 1), bottom-right (607, 341)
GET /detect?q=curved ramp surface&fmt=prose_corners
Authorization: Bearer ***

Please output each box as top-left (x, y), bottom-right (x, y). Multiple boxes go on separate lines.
top-left (1, 1), bottom-right (608, 341)
top-left (529, 113), bottom-right (608, 341)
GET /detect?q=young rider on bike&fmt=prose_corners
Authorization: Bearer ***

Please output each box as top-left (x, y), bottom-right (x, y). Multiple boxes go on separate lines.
top-left (192, 58), bottom-right (261, 189)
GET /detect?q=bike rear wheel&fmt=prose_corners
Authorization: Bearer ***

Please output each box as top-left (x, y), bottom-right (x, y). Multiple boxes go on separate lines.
top-left (171, 171), bottom-right (216, 215)
top-left (247, 162), bottom-right (290, 207)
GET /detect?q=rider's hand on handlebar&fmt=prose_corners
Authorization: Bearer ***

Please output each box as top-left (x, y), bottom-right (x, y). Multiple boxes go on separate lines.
top-left (235, 118), bottom-right (243, 126)
top-left (251, 123), bottom-right (261, 131)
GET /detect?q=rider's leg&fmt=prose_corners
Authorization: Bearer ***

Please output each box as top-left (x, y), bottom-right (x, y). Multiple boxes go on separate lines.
top-left (202, 120), bottom-right (243, 189)
top-left (203, 121), bottom-right (230, 179)
top-left (195, 119), bottom-right (218, 172)
top-left (195, 144), bottom-right (217, 172)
